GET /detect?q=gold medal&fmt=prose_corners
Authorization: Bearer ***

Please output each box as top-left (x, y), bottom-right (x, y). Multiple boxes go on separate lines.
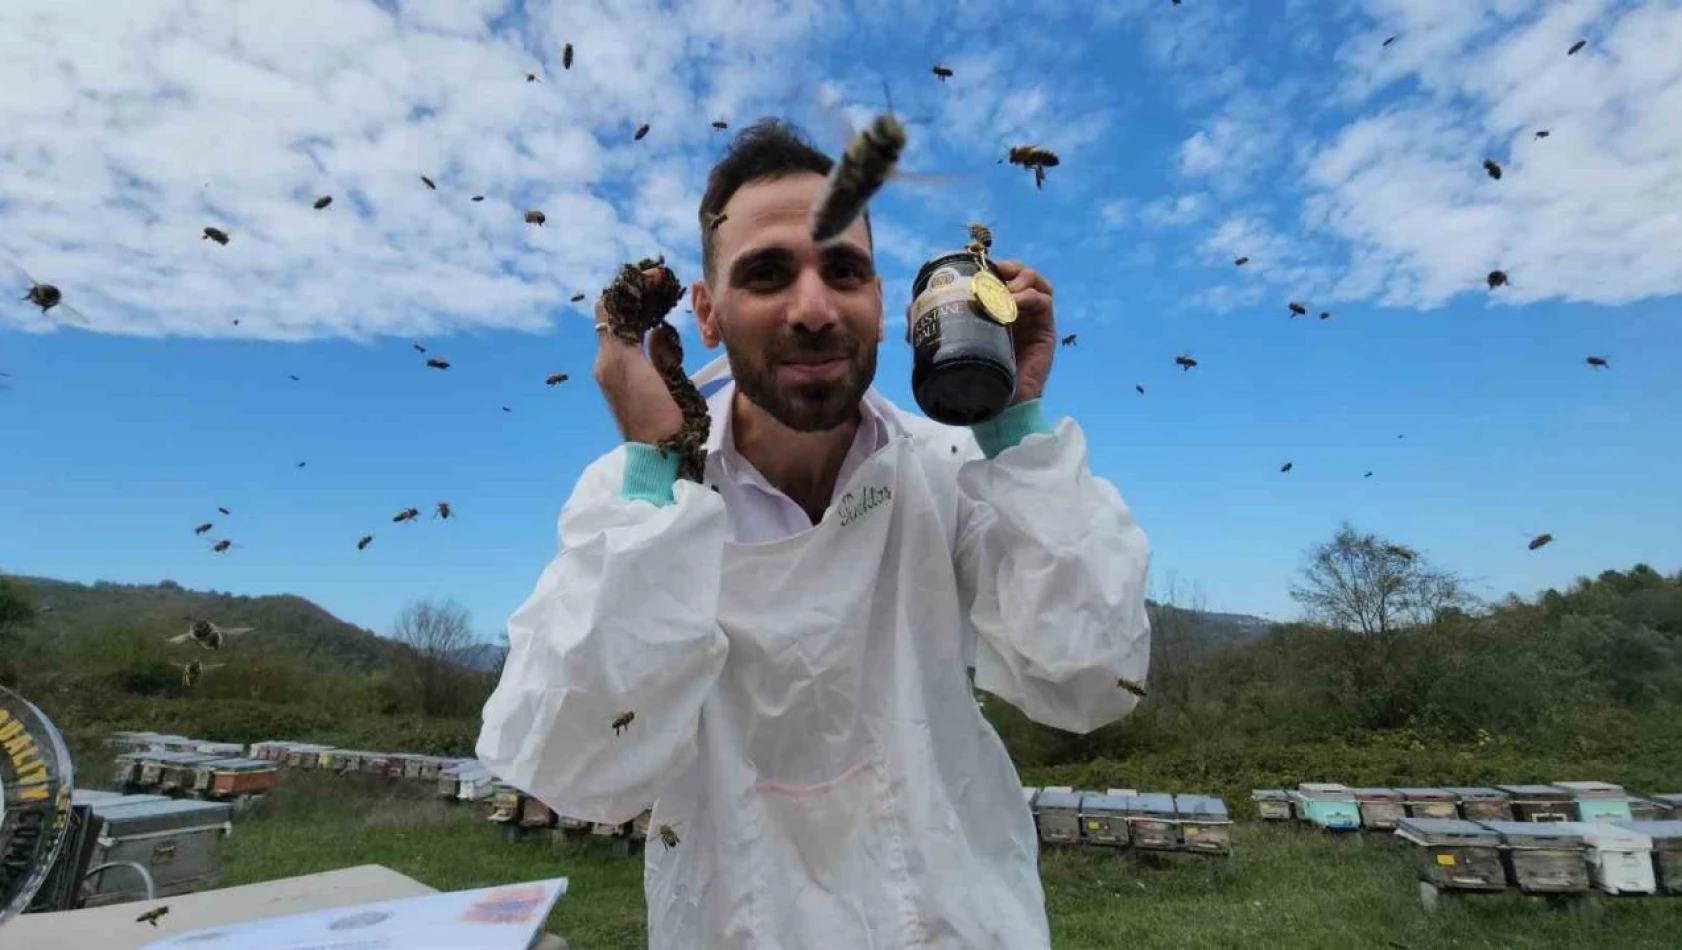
top-left (970, 269), bottom-right (1017, 325)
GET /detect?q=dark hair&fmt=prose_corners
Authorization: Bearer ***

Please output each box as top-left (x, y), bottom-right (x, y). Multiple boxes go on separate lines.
top-left (699, 117), bottom-right (870, 281)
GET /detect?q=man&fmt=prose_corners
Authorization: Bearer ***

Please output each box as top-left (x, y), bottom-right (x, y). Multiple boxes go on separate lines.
top-left (478, 119), bottom-right (1151, 949)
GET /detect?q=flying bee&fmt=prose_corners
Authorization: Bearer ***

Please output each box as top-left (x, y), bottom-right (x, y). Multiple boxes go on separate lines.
top-left (136, 906), bottom-right (170, 927)
top-left (203, 227), bottom-right (230, 245)
top-left (931, 64), bottom-right (953, 81)
top-left (657, 821), bottom-right (683, 849)
top-left (1535, 129), bottom-right (1551, 140)
top-left (472, 195), bottom-right (485, 202)
top-left (1116, 676), bottom-right (1148, 699)
top-left (525, 210), bottom-right (546, 226)
top-left (1135, 384), bottom-right (1144, 395)
top-left (193, 522), bottom-right (213, 535)
top-left (1383, 35), bottom-right (1398, 47)
top-left (289, 374), bottom-right (300, 381)
top-left (1234, 256), bottom-right (1249, 266)
top-left (393, 507), bottom-right (420, 524)
top-left (177, 660), bottom-right (226, 689)
top-left (1005, 145), bottom-right (1060, 189)
top-left (211, 539), bottom-right (234, 553)
top-left (634, 123), bottom-right (651, 141)
top-left (712, 119), bottom-right (728, 130)
top-left (435, 501), bottom-right (452, 519)
top-left (1319, 311), bottom-right (1331, 320)
top-left (313, 195), bottom-right (332, 209)
top-left (502, 406), bottom-right (512, 413)
top-left (5, 259), bottom-right (90, 325)
top-left (612, 711), bottom-right (635, 735)
top-left (705, 211), bottom-right (728, 232)
top-left (421, 175), bottom-right (437, 190)
top-left (810, 112), bottom-right (907, 243)
top-left (1288, 301), bottom-right (1307, 317)
top-left (170, 619), bottom-right (253, 650)
top-left (570, 293), bottom-right (586, 302)
top-left (562, 43), bottom-right (574, 69)
top-left (218, 506), bottom-right (230, 515)
top-left (1585, 356), bottom-right (1609, 369)
top-left (1483, 159), bottom-right (1502, 180)
top-left (546, 373), bottom-right (569, 386)
top-left (1568, 40), bottom-right (1586, 55)
top-left (1528, 532), bottom-right (1554, 550)
top-left (1365, 471), bottom-right (1373, 478)
top-left (426, 358), bottom-right (450, 370)
top-left (1487, 270), bottom-right (1509, 290)
top-left (1060, 334), bottom-right (1077, 347)
top-left (526, 72), bottom-right (539, 83)
top-left (1175, 354), bottom-right (1198, 371)
top-left (357, 534), bottom-right (373, 550)
top-left (413, 343), bottom-right (426, 352)
top-left (1280, 461), bottom-right (1293, 473)
top-left (966, 222), bottom-right (993, 255)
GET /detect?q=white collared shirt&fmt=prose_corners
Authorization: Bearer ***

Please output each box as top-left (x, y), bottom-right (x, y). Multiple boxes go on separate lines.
top-left (701, 381), bottom-right (891, 544)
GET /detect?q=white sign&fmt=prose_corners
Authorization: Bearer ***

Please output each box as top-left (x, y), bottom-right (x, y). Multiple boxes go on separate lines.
top-left (141, 877), bottom-right (568, 950)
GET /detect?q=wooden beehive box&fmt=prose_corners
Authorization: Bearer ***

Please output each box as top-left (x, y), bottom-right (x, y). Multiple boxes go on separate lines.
top-left (1613, 819), bottom-right (1682, 895)
top-left (1627, 796), bottom-right (1671, 821)
top-left (437, 762), bottom-right (466, 798)
top-left (1352, 788), bottom-right (1406, 830)
top-left (1125, 793), bottom-right (1182, 851)
top-left (82, 797), bottom-right (234, 907)
top-left (1395, 818), bottom-right (1506, 892)
top-left (1496, 784), bottom-right (1574, 822)
top-left (1396, 788), bottom-right (1459, 820)
top-left (186, 756), bottom-right (246, 796)
top-left (361, 752), bottom-right (395, 776)
top-left (1251, 789), bottom-right (1293, 821)
top-left (206, 758), bottom-right (279, 799)
top-left (158, 754), bottom-right (230, 794)
top-left (1653, 793), bottom-right (1682, 817)
top-left (137, 751), bottom-right (208, 790)
top-left (1076, 792), bottom-right (1130, 847)
top-left (519, 796), bottom-right (558, 828)
top-left (1551, 780), bottom-right (1634, 823)
top-left (110, 752), bottom-right (144, 788)
top-left (456, 765), bottom-right (497, 803)
top-left (1032, 789), bottom-right (1083, 845)
top-left (1479, 820), bottom-right (1590, 894)
top-left (1175, 794), bottom-right (1232, 855)
top-left (631, 809), bottom-right (653, 841)
top-left (488, 782), bottom-right (523, 823)
top-left (1442, 787), bottom-right (1512, 822)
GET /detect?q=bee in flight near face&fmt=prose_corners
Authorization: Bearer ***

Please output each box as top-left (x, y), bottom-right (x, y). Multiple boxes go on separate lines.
top-left (1060, 334), bottom-right (1077, 347)
top-left (7, 259), bottom-right (90, 325)
top-left (571, 293), bottom-right (586, 302)
top-left (546, 373), bottom-right (569, 386)
top-left (810, 112), bottom-right (907, 243)
top-left (1005, 145), bottom-right (1060, 189)
top-left (658, 822), bottom-right (683, 849)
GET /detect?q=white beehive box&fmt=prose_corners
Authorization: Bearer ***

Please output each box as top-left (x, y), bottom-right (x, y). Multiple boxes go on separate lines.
top-left (1567, 822), bottom-right (1656, 895)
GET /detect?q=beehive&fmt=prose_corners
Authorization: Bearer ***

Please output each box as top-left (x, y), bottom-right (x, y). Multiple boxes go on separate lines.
top-left (1496, 784), bottom-right (1574, 822)
top-left (1292, 783), bottom-right (1359, 831)
top-left (519, 796), bottom-right (558, 828)
top-left (1125, 793), bottom-right (1181, 851)
top-left (1652, 793), bottom-right (1682, 817)
top-left (1626, 796), bottom-right (1671, 821)
top-left (1568, 822), bottom-right (1655, 895)
top-left (487, 782), bottom-right (523, 823)
top-left (455, 764), bottom-right (497, 803)
top-left (1175, 794), bottom-right (1232, 855)
top-left (160, 754), bottom-right (232, 793)
top-left (1479, 820), bottom-right (1590, 893)
top-left (1033, 789), bottom-right (1083, 845)
top-left (1443, 787), bottom-right (1512, 822)
top-left (1613, 819), bottom-right (1682, 894)
top-left (206, 758), bottom-right (279, 799)
top-left (1551, 781), bottom-right (1634, 823)
top-left (1351, 788), bottom-right (1406, 830)
top-left (192, 740), bottom-right (245, 758)
top-left (1395, 818), bottom-right (1505, 891)
top-left (1251, 789), bottom-right (1293, 821)
top-left (1396, 788), bottom-right (1460, 820)
top-left (1076, 793), bottom-right (1129, 847)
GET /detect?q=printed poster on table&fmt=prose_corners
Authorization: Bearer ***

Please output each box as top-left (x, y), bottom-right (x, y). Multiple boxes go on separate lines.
top-left (140, 877), bottom-right (568, 950)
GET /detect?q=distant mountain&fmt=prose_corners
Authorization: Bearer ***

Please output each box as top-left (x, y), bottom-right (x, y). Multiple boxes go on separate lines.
top-left (5, 574), bottom-right (399, 673)
top-left (447, 642), bottom-right (508, 674)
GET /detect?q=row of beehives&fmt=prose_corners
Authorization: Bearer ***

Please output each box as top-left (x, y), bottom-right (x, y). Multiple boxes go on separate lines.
top-left (1397, 815), bottom-right (1682, 899)
top-left (1024, 787), bottom-right (1232, 855)
top-left (481, 779), bottom-right (655, 849)
top-left (1254, 781), bottom-right (1682, 832)
top-left (105, 732), bottom-right (279, 801)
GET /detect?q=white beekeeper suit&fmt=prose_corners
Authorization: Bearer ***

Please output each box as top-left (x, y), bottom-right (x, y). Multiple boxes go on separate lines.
top-left (478, 353), bottom-right (1151, 949)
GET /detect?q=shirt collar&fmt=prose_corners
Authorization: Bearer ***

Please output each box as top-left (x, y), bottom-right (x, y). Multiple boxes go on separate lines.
top-left (695, 353), bottom-right (907, 459)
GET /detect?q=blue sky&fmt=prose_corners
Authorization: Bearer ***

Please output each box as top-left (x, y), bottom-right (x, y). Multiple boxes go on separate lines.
top-left (3, 0), bottom-right (1680, 640)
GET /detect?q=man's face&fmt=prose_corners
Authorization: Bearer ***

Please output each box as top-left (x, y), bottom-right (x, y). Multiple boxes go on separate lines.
top-left (693, 172), bottom-right (883, 433)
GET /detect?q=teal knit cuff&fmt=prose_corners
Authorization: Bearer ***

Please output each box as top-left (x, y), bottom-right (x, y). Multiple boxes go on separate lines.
top-left (619, 443), bottom-right (682, 506)
top-left (971, 399), bottom-right (1052, 459)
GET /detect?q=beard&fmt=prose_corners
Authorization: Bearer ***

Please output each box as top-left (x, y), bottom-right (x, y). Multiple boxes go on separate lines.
top-left (723, 324), bottom-right (878, 433)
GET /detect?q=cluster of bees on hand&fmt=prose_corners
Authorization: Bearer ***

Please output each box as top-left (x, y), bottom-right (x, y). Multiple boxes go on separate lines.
top-left (165, 617), bottom-right (255, 689)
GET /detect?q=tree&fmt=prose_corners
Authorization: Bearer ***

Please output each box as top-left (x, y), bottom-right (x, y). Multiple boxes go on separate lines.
top-left (391, 598), bottom-right (475, 717)
top-left (1146, 571), bottom-right (1209, 724)
top-left (1289, 523), bottom-right (1475, 636)
top-left (0, 579), bottom-right (38, 684)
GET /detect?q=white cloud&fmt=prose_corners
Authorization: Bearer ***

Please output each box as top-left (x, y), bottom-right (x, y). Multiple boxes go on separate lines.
top-left (1138, 193), bottom-right (1208, 228)
top-left (0, 0), bottom-right (825, 340)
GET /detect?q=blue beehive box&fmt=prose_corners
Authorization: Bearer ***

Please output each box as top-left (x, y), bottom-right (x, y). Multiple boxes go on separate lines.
top-left (1293, 783), bottom-right (1360, 831)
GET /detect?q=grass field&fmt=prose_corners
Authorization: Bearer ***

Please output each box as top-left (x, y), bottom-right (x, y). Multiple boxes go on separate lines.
top-left (202, 772), bottom-right (1682, 949)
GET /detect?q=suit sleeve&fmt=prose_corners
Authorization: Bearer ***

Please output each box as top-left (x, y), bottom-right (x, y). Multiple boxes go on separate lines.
top-left (476, 445), bottom-right (731, 824)
top-left (954, 400), bottom-right (1152, 734)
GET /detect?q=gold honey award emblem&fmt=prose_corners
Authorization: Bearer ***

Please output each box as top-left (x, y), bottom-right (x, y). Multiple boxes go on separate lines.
top-left (969, 269), bottom-right (1018, 325)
